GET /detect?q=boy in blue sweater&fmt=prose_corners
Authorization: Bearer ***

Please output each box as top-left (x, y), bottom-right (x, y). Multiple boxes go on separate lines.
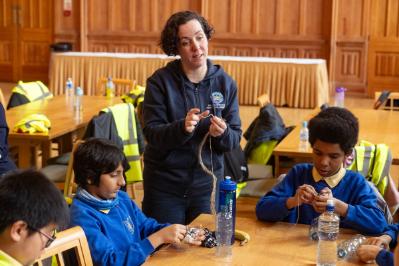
top-left (69, 138), bottom-right (204, 266)
top-left (256, 107), bottom-right (386, 234)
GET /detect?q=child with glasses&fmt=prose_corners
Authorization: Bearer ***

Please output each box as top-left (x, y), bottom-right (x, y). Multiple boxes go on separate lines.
top-left (69, 138), bottom-right (204, 266)
top-left (0, 170), bottom-right (69, 266)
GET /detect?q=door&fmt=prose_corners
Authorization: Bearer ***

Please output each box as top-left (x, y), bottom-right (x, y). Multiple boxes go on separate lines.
top-left (0, 0), bottom-right (53, 82)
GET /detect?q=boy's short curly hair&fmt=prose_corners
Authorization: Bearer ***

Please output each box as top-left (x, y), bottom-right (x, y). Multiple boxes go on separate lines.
top-left (308, 107), bottom-right (359, 154)
top-left (160, 10), bottom-right (214, 56)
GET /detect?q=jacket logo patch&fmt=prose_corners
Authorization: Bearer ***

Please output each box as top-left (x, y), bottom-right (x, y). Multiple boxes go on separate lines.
top-left (211, 92), bottom-right (225, 109)
top-left (123, 216), bottom-right (135, 235)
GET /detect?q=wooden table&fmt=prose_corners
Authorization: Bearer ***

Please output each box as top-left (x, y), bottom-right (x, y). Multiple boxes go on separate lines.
top-left (273, 108), bottom-right (399, 177)
top-left (6, 95), bottom-right (120, 168)
top-left (145, 214), bottom-right (372, 266)
top-left (49, 52), bottom-right (329, 108)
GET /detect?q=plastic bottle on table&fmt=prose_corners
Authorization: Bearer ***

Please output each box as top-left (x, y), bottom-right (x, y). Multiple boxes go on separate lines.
top-left (317, 199), bottom-right (340, 266)
top-left (337, 234), bottom-right (366, 259)
top-left (65, 77), bottom-right (74, 104)
top-left (216, 176), bottom-right (237, 258)
top-left (106, 76), bottom-right (115, 98)
top-left (334, 87), bottom-right (346, 108)
top-left (299, 120), bottom-right (309, 151)
top-left (74, 86), bottom-right (83, 121)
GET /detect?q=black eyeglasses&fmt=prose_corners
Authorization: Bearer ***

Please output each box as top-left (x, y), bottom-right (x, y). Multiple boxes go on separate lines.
top-left (28, 226), bottom-right (56, 248)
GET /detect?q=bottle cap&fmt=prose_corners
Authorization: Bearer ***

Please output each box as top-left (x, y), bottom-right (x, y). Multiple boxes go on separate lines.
top-left (326, 199), bottom-right (334, 206)
top-left (302, 121), bottom-right (307, 127)
top-left (335, 87), bottom-right (346, 93)
top-left (220, 176), bottom-right (237, 191)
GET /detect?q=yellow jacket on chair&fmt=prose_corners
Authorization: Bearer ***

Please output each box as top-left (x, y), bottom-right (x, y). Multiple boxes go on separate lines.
top-left (103, 103), bottom-right (142, 183)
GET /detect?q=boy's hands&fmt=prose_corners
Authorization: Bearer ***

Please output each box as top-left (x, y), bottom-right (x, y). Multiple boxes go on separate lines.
top-left (312, 187), bottom-right (332, 213)
top-left (286, 184), bottom-right (317, 209)
top-left (356, 244), bottom-right (382, 263)
top-left (148, 225), bottom-right (206, 249)
top-left (364, 235), bottom-right (392, 249)
top-left (356, 235), bottom-right (391, 263)
top-left (148, 224), bottom-right (187, 248)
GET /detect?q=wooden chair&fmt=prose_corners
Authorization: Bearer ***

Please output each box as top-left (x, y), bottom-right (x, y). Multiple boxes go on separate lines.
top-left (0, 88), bottom-right (6, 107)
top-left (63, 140), bottom-right (84, 199)
top-left (33, 226), bottom-right (93, 266)
top-left (97, 77), bottom-right (135, 97)
top-left (256, 93), bottom-right (270, 107)
top-left (375, 91), bottom-right (399, 110)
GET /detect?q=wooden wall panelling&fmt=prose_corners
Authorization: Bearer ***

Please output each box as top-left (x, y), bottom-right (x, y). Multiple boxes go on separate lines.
top-left (0, 0), bottom-right (17, 81)
top-left (19, 0), bottom-right (53, 82)
top-left (81, 0), bottom-right (201, 53)
top-left (368, 0), bottom-right (399, 96)
top-left (330, 0), bottom-right (370, 95)
top-left (53, 0), bottom-right (80, 50)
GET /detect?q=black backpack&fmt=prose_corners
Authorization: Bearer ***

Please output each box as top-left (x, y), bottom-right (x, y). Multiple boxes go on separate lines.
top-left (224, 146), bottom-right (249, 183)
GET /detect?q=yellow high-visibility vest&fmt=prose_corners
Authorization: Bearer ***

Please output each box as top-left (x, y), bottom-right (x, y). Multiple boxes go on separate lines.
top-left (347, 140), bottom-right (392, 195)
top-left (103, 103), bottom-right (142, 183)
top-left (12, 81), bottom-right (53, 102)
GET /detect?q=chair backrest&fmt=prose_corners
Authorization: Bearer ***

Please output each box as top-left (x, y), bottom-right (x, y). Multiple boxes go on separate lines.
top-left (33, 226), bottom-right (93, 266)
top-left (97, 77), bottom-right (135, 97)
top-left (7, 81), bottom-right (53, 109)
top-left (0, 88), bottom-right (5, 107)
top-left (256, 93), bottom-right (270, 107)
top-left (64, 140), bottom-right (84, 199)
top-left (375, 91), bottom-right (399, 110)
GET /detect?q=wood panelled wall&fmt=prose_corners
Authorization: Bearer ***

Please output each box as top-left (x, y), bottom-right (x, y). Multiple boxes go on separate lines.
top-left (53, 0), bottom-right (399, 96)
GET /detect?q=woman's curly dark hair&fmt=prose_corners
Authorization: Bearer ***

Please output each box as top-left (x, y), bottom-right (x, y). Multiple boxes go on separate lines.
top-left (160, 10), bottom-right (214, 56)
top-left (308, 107), bottom-right (359, 155)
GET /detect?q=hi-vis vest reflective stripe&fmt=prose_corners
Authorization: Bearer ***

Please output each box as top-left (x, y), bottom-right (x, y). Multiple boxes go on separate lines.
top-left (347, 140), bottom-right (392, 195)
top-left (12, 81), bottom-right (53, 102)
top-left (103, 103), bottom-right (142, 183)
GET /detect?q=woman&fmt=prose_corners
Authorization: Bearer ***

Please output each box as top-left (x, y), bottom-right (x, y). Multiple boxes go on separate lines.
top-left (142, 11), bottom-right (242, 224)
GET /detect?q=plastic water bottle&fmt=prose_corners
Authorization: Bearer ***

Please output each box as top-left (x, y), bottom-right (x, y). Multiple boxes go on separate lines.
top-left (337, 234), bottom-right (366, 259)
top-left (106, 76), bottom-right (115, 98)
top-left (74, 86), bottom-right (83, 121)
top-left (216, 176), bottom-right (237, 258)
top-left (299, 120), bottom-right (309, 151)
top-left (317, 199), bottom-right (340, 266)
top-left (334, 87), bottom-right (346, 108)
top-left (65, 78), bottom-right (74, 104)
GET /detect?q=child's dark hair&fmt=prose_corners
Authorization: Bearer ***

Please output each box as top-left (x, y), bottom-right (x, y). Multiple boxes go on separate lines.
top-left (160, 10), bottom-right (214, 56)
top-left (73, 138), bottom-right (125, 188)
top-left (0, 170), bottom-right (69, 233)
top-left (308, 107), bottom-right (359, 154)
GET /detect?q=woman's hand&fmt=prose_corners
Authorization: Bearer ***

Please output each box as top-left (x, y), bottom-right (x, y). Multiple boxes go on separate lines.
top-left (209, 116), bottom-right (227, 137)
top-left (185, 108), bottom-right (209, 133)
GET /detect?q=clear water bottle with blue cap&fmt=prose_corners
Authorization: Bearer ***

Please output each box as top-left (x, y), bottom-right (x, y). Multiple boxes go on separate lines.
top-left (216, 176), bottom-right (237, 258)
top-left (317, 199), bottom-right (340, 266)
top-left (65, 77), bottom-right (74, 104)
